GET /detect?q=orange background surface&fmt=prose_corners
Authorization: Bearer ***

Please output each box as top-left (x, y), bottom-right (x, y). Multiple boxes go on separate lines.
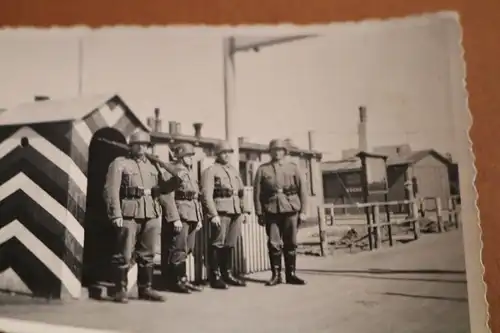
top-left (0, 0), bottom-right (499, 331)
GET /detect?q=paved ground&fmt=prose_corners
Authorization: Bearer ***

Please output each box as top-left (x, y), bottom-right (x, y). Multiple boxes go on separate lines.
top-left (0, 229), bottom-right (470, 333)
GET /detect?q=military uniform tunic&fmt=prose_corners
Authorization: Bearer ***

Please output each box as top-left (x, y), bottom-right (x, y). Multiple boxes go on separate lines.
top-left (253, 159), bottom-right (308, 255)
top-left (201, 161), bottom-right (250, 248)
top-left (160, 162), bottom-right (203, 267)
top-left (103, 155), bottom-right (164, 270)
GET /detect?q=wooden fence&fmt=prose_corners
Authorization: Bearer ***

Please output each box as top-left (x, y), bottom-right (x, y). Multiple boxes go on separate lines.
top-left (316, 195), bottom-right (461, 256)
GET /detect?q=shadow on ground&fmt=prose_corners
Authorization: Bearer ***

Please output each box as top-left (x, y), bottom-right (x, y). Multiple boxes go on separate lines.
top-left (295, 268), bottom-right (467, 284)
top-left (381, 291), bottom-right (468, 303)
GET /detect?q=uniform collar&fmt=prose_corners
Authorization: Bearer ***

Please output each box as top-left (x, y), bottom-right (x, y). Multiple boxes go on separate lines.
top-left (176, 162), bottom-right (191, 171)
top-left (272, 159), bottom-right (284, 166)
top-left (216, 160), bottom-right (230, 168)
top-left (132, 154), bottom-right (148, 163)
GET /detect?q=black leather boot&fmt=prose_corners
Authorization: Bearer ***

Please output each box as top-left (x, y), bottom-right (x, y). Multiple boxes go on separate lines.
top-left (182, 260), bottom-right (203, 292)
top-left (113, 267), bottom-right (129, 303)
top-left (265, 252), bottom-right (283, 287)
top-left (169, 262), bottom-right (191, 294)
top-left (284, 251), bottom-right (306, 285)
top-left (221, 247), bottom-right (246, 287)
top-left (138, 266), bottom-right (166, 302)
top-left (209, 247), bottom-right (228, 290)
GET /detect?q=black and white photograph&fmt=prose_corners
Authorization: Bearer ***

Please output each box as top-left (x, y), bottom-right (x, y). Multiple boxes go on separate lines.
top-left (0, 11), bottom-right (484, 333)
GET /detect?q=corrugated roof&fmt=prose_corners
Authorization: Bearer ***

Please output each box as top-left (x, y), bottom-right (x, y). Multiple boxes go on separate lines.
top-left (322, 147), bottom-right (450, 173)
top-left (151, 132), bottom-right (322, 159)
top-left (0, 93), bottom-right (118, 126)
top-left (321, 158), bottom-right (361, 173)
top-left (387, 149), bottom-right (450, 166)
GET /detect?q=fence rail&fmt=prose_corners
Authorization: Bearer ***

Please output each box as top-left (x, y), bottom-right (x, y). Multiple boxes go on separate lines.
top-left (316, 195), bottom-right (461, 256)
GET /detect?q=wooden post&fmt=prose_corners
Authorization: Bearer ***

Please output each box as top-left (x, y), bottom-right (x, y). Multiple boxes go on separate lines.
top-left (359, 154), bottom-right (373, 251)
top-left (317, 206), bottom-right (329, 256)
top-left (452, 197), bottom-right (460, 229)
top-left (448, 197), bottom-right (455, 227)
top-left (419, 199), bottom-right (425, 218)
top-left (384, 193), bottom-right (393, 247)
top-left (406, 184), bottom-right (421, 240)
top-left (435, 197), bottom-right (444, 233)
top-left (373, 205), bottom-right (382, 249)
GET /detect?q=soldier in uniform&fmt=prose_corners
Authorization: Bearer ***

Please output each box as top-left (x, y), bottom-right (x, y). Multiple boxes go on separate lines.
top-left (160, 143), bottom-right (204, 294)
top-left (201, 141), bottom-right (251, 289)
top-left (253, 139), bottom-right (307, 287)
top-left (103, 132), bottom-right (168, 303)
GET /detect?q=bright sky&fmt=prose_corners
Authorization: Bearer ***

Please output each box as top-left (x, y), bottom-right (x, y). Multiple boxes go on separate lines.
top-left (0, 14), bottom-right (465, 161)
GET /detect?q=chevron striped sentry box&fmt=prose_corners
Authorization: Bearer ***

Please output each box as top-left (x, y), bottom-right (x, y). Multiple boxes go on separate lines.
top-left (0, 94), bottom-right (149, 299)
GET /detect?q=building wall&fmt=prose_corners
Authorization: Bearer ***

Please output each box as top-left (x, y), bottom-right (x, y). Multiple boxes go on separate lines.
top-left (386, 165), bottom-right (410, 214)
top-left (408, 154), bottom-right (452, 210)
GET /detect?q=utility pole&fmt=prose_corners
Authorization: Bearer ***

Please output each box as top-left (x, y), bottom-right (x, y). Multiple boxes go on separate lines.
top-left (223, 37), bottom-right (239, 169)
top-left (222, 34), bottom-right (318, 172)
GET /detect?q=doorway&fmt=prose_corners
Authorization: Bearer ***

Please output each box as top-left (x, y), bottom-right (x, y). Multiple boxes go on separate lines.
top-left (82, 127), bottom-right (127, 288)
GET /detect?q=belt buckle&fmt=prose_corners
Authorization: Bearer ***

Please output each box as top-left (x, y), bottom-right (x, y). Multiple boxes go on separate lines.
top-left (143, 188), bottom-right (152, 196)
top-left (277, 188), bottom-right (283, 194)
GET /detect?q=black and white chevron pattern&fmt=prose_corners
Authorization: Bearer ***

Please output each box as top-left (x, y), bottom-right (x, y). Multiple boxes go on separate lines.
top-left (0, 95), bottom-right (146, 298)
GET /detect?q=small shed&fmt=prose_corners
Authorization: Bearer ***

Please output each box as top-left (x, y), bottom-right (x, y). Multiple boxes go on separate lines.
top-left (386, 149), bottom-right (453, 213)
top-left (0, 94), bottom-right (149, 299)
top-left (322, 147), bottom-right (453, 215)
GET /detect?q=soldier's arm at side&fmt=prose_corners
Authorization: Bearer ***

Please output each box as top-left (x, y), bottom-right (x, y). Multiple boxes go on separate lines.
top-left (295, 164), bottom-right (308, 215)
top-left (201, 167), bottom-right (218, 219)
top-left (253, 166), bottom-right (263, 216)
top-left (158, 192), bottom-right (181, 223)
top-left (236, 169), bottom-right (251, 214)
top-left (157, 171), bottom-right (181, 222)
top-left (103, 158), bottom-right (123, 220)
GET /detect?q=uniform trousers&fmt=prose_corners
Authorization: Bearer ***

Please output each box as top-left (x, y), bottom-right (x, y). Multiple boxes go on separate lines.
top-left (111, 217), bottom-right (160, 289)
top-left (164, 220), bottom-right (198, 266)
top-left (264, 212), bottom-right (298, 256)
top-left (210, 214), bottom-right (244, 248)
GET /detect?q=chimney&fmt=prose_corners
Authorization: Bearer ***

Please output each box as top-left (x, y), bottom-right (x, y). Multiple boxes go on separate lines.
top-left (357, 106), bottom-right (368, 153)
top-left (34, 95), bottom-right (50, 102)
top-left (238, 137), bottom-right (247, 145)
top-left (168, 121), bottom-right (177, 135)
top-left (193, 122), bottom-right (203, 138)
top-left (175, 122), bottom-right (181, 135)
top-left (307, 130), bottom-right (316, 151)
top-left (153, 108), bottom-right (162, 132)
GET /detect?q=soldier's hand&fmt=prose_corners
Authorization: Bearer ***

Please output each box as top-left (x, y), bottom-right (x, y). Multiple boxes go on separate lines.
top-left (242, 213), bottom-right (250, 224)
top-left (173, 220), bottom-right (183, 233)
top-left (211, 216), bottom-right (221, 228)
top-left (111, 217), bottom-right (124, 228)
top-left (257, 215), bottom-right (266, 226)
top-left (195, 221), bottom-right (203, 231)
top-left (299, 213), bottom-right (307, 222)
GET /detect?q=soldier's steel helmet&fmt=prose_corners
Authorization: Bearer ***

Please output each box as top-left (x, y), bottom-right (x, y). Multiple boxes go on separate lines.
top-left (215, 141), bottom-right (234, 155)
top-left (268, 139), bottom-right (288, 152)
top-left (128, 132), bottom-right (152, 146)
top-left (174, 143), bottom-right (195, 158)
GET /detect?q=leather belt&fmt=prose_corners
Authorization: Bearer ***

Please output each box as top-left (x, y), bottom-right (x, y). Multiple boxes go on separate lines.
top-left (121, 186), bottom-right (160, 199)
top-left (214, 188), bottom-right (244, 199)
top-left (175, 191), bottom-right (199, 201)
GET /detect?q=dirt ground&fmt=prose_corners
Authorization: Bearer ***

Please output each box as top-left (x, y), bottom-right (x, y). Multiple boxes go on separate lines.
top-left (0, 229), bottom-right (470, 333)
